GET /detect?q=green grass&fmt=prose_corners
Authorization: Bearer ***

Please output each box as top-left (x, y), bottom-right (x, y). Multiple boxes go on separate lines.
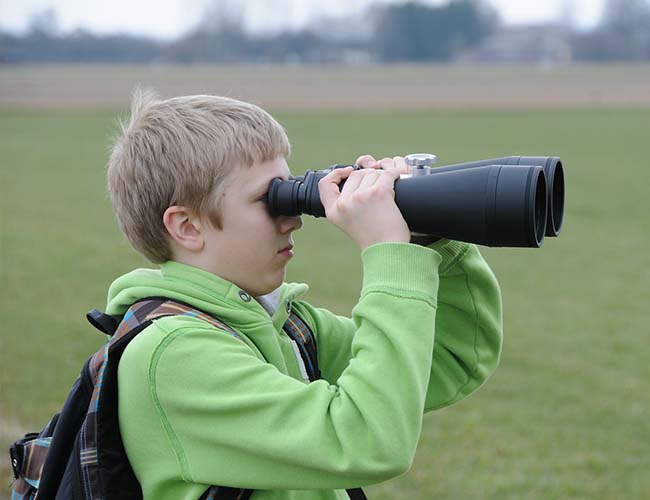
top-left (1, 108), bottom-right (649, 499)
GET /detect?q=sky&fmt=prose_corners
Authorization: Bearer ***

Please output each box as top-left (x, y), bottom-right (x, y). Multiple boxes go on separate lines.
top-left (0, 0), bottom-right (607, 38)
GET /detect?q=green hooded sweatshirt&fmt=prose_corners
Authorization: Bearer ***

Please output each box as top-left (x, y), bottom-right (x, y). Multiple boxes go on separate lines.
top-left (108, 240), bottom-right (502, 500)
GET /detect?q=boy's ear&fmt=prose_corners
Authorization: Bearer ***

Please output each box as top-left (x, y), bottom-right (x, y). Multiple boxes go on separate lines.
top-left (163, 205), bottom-right (205, 252)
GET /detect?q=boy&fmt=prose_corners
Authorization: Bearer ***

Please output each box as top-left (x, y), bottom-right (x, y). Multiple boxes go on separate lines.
top-left (106, 91), bottom-right (503, 499)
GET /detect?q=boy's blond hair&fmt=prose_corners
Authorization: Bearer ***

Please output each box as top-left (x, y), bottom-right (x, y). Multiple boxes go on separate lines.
top-left (107, 90), bottom-right (291, 263)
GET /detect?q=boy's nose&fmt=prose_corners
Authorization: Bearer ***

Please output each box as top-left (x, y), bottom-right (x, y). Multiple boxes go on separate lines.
top-left (279, 215), bottom-right (303, 233)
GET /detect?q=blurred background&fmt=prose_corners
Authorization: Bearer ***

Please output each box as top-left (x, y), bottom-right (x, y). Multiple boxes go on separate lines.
top-left (1, 1), bottom-right (649, 499)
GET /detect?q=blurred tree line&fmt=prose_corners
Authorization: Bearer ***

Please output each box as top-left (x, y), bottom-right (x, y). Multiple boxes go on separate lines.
top-left (1, 0), bottom-right (649, 64)
top-left (571, 0), bottom-right (650, 60)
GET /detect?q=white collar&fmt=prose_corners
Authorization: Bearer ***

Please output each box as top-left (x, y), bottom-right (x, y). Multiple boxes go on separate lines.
top-left (254, 287), bottom-right (283, 316)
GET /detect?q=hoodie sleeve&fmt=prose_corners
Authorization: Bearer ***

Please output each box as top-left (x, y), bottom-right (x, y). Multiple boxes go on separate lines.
top-left (298, 240), bottom-right (503, 412)
top-left (422, 240), bottom-right (503, 411)
top-left (118, 242), bottom-right (441, 491)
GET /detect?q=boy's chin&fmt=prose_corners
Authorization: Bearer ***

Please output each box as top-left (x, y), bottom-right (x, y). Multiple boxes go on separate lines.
top-left (250, 272), bottom-right (285, 297)
top-left (250, 284), bottom-right (280, 297)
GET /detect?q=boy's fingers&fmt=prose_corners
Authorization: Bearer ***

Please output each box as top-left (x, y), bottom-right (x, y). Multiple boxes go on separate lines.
top-left (379, 156), bottom-right (409, 175)
top-left (357, 169), bottom-right (382, 189)
top-left (393, 156), bottom-right (409, 174)
top-left (379, 157), bottom-right (395, 170)
top-left (340, 168), bottom-right (369, 195)
top-left (318, 167), bottom-right (353, 209)
top-left (324, 166), bottom-right (354, 182)
top-left (376, 169), bottom-right (401, 195)
top-left (355, 154), bottom-right (379, 169)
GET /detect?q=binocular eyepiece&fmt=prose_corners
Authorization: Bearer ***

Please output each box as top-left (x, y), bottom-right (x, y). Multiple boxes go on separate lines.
top-left (267, 154), bottom-right (565, 248)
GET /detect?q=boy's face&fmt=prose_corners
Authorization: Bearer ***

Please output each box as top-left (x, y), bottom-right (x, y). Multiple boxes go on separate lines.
top-left (201, 156), bottom-right (302, 297)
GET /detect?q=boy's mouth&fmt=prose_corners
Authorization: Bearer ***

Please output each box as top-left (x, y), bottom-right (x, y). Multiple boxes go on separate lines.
top-left (278, 244), bottom-right (294, 259)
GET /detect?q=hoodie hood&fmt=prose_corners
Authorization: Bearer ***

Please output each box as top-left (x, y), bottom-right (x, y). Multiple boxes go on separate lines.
top-left (106, 260), bottom-right (309, 332)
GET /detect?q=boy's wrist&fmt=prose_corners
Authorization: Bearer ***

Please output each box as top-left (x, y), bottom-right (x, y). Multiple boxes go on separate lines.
top-left (357, 233), bottom-right (411, 251)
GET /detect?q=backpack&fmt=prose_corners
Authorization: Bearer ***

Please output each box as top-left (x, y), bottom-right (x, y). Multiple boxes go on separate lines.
top-left (9, 298), bottom-right (367, 500)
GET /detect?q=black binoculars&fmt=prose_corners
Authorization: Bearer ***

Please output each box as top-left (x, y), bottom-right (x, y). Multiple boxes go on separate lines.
top-left (266, 155), bottom-right (564, 248)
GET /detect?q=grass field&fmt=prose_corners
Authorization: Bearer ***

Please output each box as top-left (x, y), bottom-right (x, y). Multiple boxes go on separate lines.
top-left (1, 92), bottom-right (649, 497)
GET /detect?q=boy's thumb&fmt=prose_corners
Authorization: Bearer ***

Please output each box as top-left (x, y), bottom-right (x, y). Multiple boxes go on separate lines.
top-left (318, 167), bottom-right (352, 213)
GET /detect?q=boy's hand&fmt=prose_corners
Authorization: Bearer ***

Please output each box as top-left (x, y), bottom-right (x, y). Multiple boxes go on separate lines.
top-left (318, 154), bottom-right (411, 250)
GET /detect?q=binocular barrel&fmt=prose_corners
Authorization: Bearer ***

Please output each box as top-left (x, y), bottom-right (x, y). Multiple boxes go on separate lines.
top-left (395, 164), bottom-right (547, 248)
top-left (432, 156), bottom-right (564, 237)
top-left (267, 155), bottom-right (565, 248)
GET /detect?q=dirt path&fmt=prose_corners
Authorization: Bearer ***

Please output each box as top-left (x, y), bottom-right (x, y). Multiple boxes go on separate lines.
top-left (2, 63), bottom-right (650, 110)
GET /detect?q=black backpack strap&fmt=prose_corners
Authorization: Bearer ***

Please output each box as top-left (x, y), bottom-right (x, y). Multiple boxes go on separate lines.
top-left (346, 488), bottom-right (368, 499)
top-left (82, 300), bottom-right (168, 500)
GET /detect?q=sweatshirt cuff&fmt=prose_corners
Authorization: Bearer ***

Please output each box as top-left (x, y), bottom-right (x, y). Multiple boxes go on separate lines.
top-left (427, 239), bottom-right (471, 275)
top-left (360, 242), bottom-right (441, 305)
